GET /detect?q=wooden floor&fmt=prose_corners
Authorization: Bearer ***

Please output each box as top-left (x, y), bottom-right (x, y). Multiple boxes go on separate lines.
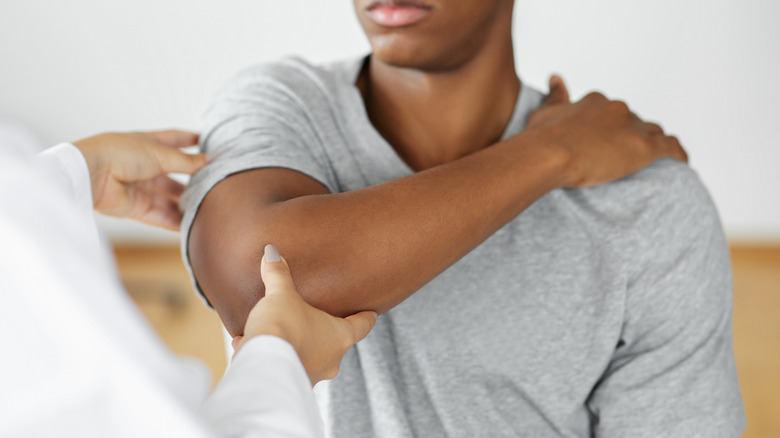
top-left (113, 247), bottom-right (226, 384)
top-left (730, 246), bottom-right (780, 438)
top-left (114, 244), bottom-right (780, 437)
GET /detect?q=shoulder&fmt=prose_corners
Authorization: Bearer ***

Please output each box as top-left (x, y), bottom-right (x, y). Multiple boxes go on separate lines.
top-left (230, 57), bottom-right (334, 90)
top-left (609, 161), bottom-right (731, 332)
top-left (560, 159), bottom-right (721, 240)
top-left (622, 158), bottom-right (716, 220)
top-left (595, 159), bottom-right (727, 269)
top-left (557, 159), bottom-right (730, 311)
top-left (620, 160), bottom-right (724, 259)
top-left (200, 56), bottom-right (364, 140)
top-left (206, 56), bottom-right (360, 112)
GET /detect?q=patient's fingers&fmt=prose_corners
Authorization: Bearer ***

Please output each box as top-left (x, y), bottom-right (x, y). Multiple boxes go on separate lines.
top-left (644, 122), bottom-right (663, 135)
top-left (659, 134), bottom-right (688, 163)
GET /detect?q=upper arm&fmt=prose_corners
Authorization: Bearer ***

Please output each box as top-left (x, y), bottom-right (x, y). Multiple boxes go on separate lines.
top-left (587, 165), bottom-right (745, 437)
top-left (188, 167), bottom-right (329, 337)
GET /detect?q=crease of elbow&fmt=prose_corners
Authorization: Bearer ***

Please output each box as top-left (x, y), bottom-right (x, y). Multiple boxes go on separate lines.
top-left (293, 268), bottom-right (386, 318)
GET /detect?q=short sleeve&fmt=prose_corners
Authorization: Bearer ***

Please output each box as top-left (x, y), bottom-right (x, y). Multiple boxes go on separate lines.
top-left (587, 165), bottom-right (746, 437)
top-left (179, 59), bottom-right (341, 306)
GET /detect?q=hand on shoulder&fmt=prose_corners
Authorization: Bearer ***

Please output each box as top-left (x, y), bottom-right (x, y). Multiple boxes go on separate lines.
top-left (527, 76), bottom-right (688, 189)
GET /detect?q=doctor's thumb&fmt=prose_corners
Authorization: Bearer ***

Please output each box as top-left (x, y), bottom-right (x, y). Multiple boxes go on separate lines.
top-left (260, 244), bottom-right (295, 296)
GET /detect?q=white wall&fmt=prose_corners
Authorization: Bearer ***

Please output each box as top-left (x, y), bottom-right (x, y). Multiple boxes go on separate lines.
top-left (1, 0), bottom-right (777, 244)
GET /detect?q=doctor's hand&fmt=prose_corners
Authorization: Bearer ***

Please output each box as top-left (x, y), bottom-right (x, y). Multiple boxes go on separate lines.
top-left (73, 130), bottom-right (206, 230)
top-left (233, 245), bottom-right (378, 386)
top-left (529, 75), bottom-right (688, 188)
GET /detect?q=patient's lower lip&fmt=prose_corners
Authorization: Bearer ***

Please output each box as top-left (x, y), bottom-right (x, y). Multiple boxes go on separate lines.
top-left (366, 5), bottom-right (431, 28)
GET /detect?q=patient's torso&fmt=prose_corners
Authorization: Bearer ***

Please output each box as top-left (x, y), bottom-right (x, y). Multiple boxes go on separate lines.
top-left (185, 56), bottom-right (741, 438)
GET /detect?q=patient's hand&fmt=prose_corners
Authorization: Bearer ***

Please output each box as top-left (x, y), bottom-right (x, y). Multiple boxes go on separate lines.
top-left (73, 130), bottom-right (207, 230)
top-left (529, 75), bottom-right (689, 188)
top-left (233, 245), bottom-right (378, 386)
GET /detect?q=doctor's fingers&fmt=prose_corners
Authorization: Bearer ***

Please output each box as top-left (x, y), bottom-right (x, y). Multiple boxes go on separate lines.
top-left (134, 130), bottom-right (199, 149)
top-left (151, 175), bottom-right (186, 203)
top-left (117, 185), bottom-right (183, 231)
top-left (149, 144), bottom-right (208, 177)
top-left (140, 195), bottom-right (183, 231)
top-left (343, 310), bottom-right (378, 345)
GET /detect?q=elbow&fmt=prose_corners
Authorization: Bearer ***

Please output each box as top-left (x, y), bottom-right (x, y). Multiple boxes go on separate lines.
top-left (194, 250), bottom-right (266, 337)
top-left (188, 207), bottom-right (381, 333)
top-left (188, 219), bottom-right (351, 335)
top-left (189, 214), bottom-right (267, 337)
top-left (191, 237), bottom-right (365, 335)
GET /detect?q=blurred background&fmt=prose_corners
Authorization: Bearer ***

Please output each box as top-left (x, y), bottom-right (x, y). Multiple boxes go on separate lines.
top-left (1, 0), bottom-right (777, 436)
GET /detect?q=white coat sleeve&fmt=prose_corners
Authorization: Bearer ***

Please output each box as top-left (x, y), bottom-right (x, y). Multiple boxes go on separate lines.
top-left (38, 143), bottom-right (95, 215)
top-left (202, 336), bottom-right (326, 438)
top-left (1, 142), bottom-right (211, 438)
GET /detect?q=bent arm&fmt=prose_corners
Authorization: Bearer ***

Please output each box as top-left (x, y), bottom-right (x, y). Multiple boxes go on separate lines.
top-left (189, 85), bottom-right (687, 336)
top-left (190, 130), bottom-right (567, 335)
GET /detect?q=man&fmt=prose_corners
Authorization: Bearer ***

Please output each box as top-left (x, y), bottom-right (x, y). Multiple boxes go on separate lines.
top-left (0, 129), bottom-right (376, 437)
top-left (183, 0), bottom-right (745, 436)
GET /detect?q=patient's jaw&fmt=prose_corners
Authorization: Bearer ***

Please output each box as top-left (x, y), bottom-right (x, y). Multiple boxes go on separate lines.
top-left (353, 0), bottom-right (515, 72)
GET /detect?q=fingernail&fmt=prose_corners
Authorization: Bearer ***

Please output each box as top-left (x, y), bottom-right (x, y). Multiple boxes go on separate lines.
top-left (264, 244), bottom-right (281, 263)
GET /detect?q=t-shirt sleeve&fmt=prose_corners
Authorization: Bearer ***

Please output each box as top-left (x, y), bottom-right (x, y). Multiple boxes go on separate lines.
top-left (587, 165), bottom-right (746, 437)
top-left (179, 61), bottom-right (340, 306)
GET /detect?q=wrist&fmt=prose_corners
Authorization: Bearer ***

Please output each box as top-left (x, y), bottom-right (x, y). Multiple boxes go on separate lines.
top-left (242, 317), bottom-right (302, 359)
top-left (514, 127), bottom-right (574, 190)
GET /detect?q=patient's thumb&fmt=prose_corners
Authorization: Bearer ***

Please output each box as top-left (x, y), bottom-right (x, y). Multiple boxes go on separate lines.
top-left (542, 74), bottom-right (570, 106)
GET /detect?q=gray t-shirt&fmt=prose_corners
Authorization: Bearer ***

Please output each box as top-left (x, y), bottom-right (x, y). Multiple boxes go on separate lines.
top-left (180, 56), bottom-right (745, 437)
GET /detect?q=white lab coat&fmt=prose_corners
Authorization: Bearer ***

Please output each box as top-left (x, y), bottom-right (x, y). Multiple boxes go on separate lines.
top-left (0, 141), bottom-right (324, 438)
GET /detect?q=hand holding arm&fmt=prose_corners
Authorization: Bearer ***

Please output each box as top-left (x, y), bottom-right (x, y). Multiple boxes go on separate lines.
top-left (233, 244), bottom-right (377, 386)
top-left (73, 130), bottom-right (207, 230)
top-left (202, 245), bottom-right (375, 437)
top-left (529, 76), bottom-right (688, 187)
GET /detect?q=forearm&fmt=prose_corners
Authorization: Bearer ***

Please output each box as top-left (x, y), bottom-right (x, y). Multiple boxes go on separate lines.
top-left (191, 130), bottom-right (568, 334)
top-left (275, 132), bottom-right (566, 307)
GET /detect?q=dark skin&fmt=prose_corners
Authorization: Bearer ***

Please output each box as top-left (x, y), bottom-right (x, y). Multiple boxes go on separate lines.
top-left (189, 0), bottom-right (687, 336)
top-left (355, 0), bottom-right (520, 170)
